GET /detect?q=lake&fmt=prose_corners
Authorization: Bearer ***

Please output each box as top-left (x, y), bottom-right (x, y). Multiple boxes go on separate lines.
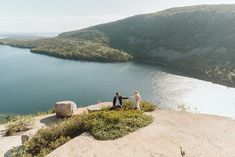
top-left (0, 45), bottom-right (235, 119)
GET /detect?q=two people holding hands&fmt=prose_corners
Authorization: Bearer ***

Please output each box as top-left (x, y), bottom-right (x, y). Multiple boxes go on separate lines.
top-left (111, 91), bottom-right (142, 110)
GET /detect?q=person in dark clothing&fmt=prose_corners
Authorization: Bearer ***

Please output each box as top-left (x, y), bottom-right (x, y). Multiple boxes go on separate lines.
top-left (110, 92), bottom-right (129, 110)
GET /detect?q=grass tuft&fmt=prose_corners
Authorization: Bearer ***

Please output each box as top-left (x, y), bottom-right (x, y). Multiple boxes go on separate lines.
top-left (5, 116), bottom-right (34, 136)
top-left (0, 109), bottom-right (55, 125)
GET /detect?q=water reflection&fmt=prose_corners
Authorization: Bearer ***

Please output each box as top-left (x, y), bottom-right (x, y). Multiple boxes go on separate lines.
top-left (147, 73), bottom-right (235, 119)
top-left (0, 45), bottom-right (235, 119)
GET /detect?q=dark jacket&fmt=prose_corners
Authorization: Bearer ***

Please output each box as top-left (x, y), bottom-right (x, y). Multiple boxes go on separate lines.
top-left (113, 96), bottom-right (128, 106)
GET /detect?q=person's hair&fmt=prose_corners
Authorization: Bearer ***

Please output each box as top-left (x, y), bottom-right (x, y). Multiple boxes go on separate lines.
top-left (134, 91), bottom-right (141, 100)
top-left (116, 92), bottom-right (119, 96)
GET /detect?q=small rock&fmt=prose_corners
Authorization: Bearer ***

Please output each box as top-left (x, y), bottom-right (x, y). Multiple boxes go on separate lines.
top-left (21, 129), bottom-right (38, 144)
top-left (21, 135), bottom-right (29, 144)
top-left (54, 101), bottom-right (77, 117)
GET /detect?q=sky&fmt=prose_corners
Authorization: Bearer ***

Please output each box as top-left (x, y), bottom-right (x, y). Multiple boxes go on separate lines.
top-left (0, 0), bottom-right (234, 33)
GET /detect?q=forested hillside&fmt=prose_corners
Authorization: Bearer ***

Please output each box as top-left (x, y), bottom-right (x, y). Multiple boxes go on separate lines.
top-left (59, 5), bottom-right (235, 86)
top-left (0, 38), bottom-right (132, 62)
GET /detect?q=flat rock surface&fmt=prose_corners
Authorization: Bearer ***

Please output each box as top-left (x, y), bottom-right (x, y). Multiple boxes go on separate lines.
top-left (47, 110), bottom-right (235, 157)
top-left (0, 102), bottom-right (112, 157)
top-left (0, 136), bottom-right (22, 156)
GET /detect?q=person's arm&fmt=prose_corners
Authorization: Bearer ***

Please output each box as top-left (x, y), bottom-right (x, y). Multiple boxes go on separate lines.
top-left (120, 96), bottom-right (129, 99)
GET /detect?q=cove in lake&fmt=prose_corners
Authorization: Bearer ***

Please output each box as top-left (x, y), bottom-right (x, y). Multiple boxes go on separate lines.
top-left (0, 45), bottom-right (235, 119)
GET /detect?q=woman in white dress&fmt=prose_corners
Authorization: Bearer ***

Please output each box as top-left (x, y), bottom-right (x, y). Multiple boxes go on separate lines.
top-left (132, 91), bottom-right (141, 110)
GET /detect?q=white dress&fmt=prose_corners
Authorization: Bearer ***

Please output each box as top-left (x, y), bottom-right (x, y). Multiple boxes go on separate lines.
top-left (132, 95), bottom-right (141, 110)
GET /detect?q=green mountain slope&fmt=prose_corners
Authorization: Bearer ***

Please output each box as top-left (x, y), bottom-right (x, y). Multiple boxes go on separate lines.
top-left (59, 5), bottom-right (235, 86)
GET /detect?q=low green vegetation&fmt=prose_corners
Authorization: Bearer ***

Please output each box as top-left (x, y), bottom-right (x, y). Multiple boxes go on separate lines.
top-left (12, 103), bottom-right (155, 157)
top-left (0, 109), bottom-right (55, 125)
top-left (2, 109), bottom-right (55, 136)
top-left (0, 114), bottom-right (13, 125)
top-left (100, 101), bottom-right (159, 112)
top-left (122, 100), bottom-right (158, 112)
top-left (17, 115), bottom-right (84, 157)
top-left (83, 110), bottom-right (153, 140)
top-left (5, 116), bottom-right (34, 136)
top-left (34, 109), bottom-right (55, 116)
top-left (0, 115), bottom-right (19, 125)
top-left (176, 104), bottom-right (191, 112)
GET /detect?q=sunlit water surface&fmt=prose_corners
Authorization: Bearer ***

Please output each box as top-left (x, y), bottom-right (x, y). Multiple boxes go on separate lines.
top-left (0, 45), bottom-right (234, 119)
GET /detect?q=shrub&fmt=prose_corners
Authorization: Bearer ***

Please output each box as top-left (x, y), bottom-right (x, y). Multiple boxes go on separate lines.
top-left (34, 108), bottom-right (55, 116)
top-left (5, 116), bottom-right (33, 136)
top-left (3, 109), bottom-right (56, 136)
top-left (122, 100), bottom-right (158, 112)
top-left (100, 106), bottom-right (111, 111)
top-left (15, 110), bottom-right (153, 157)
top-left (177, 104), bottom-right (190, 112)
top-left (24, 116), bottom-right (84, 156)
top-left (12, 146), bottom-right (28, 157)
top-left (0, 115), bottom-right (17, 125)
top-left (83, 110), bottom-right (153, 140)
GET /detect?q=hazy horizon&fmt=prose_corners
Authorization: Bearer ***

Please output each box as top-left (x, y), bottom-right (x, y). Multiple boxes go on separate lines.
top-left (0, 0), bottom-right (235, 33)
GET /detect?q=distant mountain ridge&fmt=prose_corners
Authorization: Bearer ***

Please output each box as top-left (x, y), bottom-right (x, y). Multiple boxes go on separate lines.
top-left (1, 4), bottom-right (235, 87)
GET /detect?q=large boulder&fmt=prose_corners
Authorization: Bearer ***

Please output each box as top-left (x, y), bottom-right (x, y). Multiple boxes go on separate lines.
top-left (54, 101), bottom-right (77, 117)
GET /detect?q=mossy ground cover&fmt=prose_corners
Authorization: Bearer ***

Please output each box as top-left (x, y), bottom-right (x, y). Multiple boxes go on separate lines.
top-left (13, 101), bottom-right (156, 157)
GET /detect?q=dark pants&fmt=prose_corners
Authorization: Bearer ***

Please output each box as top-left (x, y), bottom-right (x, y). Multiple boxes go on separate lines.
top-left (110, 105), bottom-right (122, 110)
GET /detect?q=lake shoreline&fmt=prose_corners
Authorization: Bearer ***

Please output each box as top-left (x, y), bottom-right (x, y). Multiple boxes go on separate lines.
top-left (0, 45), bottom-right (234, 119)
top-left (1, 43), bottom-right (234, 89)
top-left (135, 59), bottom-right (235, 88)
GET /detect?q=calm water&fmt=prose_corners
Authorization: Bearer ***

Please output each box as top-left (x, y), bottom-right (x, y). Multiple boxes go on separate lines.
top-left (0, 45), bottom-right (235, 119)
